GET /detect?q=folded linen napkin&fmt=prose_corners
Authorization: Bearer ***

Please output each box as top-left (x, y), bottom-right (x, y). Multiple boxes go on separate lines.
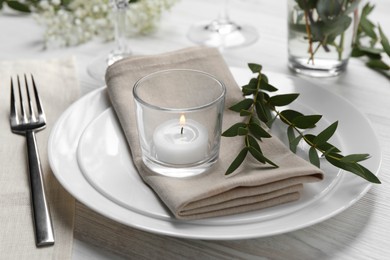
top-left (0, 58), bottom-right (79, 258)
top-left (106, 47), bottom-right (324, 220)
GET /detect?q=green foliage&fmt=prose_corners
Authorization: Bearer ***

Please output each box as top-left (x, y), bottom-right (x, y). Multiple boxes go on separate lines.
top-left (352, 3), bottom-right (390, 78)
top-left (290, 0), bottom-right (358, 64)
top-left (222, 68), bottom-right (279, 175)
top-left (1, 0), bottom-right (32, 12)
top-left (222, 63), bottom-right (381, 184)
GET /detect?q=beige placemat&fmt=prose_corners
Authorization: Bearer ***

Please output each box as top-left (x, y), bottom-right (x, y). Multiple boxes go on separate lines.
top-left (106, 47), bottom-right (323, 220)
top-left (0, 57), bottom-right (79, 259)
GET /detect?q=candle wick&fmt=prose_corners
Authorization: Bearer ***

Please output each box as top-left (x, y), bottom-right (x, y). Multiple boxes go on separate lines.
top-left (181, 127), bottom-right (184, 135)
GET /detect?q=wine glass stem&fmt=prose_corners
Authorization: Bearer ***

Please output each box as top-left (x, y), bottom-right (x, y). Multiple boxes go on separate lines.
top-left (217, 0), bottom-right (230, 23)
top-left (114, 5), bottom-right (127, 54)
top-left (108, 0), bottom-right (131, 65)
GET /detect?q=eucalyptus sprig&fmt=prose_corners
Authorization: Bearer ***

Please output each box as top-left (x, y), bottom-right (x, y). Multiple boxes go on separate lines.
top-left (351, 3), bottom-right (390, 78)
top-left (223, 63), bottom-right (381, 184)
top-left (222, 63), bottom-right (278, 175)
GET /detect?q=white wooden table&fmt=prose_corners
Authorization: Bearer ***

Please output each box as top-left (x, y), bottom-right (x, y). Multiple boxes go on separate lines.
top-left (1, 0), bottom-right (389, 259)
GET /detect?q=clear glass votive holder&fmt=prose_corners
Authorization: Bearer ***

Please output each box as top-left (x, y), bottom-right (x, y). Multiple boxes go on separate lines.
top-left (133, 69), bottom-right (226, 178)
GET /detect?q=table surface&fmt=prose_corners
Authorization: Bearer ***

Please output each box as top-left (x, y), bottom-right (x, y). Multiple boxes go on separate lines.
top-left (1, 0), bottom-right (389, 259)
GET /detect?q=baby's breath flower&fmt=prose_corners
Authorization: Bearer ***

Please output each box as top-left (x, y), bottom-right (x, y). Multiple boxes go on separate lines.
top-left (34, 0), bottom-right (178, 48)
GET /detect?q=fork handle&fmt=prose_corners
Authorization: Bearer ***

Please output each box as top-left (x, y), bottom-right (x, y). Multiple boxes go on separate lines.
top-left (26, 130), bottom-right (55, 247)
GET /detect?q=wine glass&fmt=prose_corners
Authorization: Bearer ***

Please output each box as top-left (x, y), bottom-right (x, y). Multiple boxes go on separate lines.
top-left (87, 0), bottom-right (132, 83)
top-left (187, 0), bottom-right (258, 49)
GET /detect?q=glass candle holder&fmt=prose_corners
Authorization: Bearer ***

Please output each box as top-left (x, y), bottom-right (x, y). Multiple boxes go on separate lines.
top-left (133, 69), bottom-right (226, 178)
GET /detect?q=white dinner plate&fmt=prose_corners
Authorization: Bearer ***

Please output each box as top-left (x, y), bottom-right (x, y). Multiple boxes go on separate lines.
top-left (48, 68), bottom-right (381, 240)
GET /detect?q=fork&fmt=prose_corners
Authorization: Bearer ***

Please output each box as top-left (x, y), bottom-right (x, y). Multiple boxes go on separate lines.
top-left (10, 74), bottom-right (55, 247)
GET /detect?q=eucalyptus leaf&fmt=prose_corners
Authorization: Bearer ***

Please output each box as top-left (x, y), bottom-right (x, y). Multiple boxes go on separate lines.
top-left (261, 73), bottom-right (269, 83)
top-left (225, 147), bottom-right (248, 175)
top-left (313, 121), bottom-right (338, 145)
top-left (263, 156), bottom-right (278, 168)
top-left (378, 25), bottom-right (390, 56)
top-left (249, 115), bottom-right (262, 126)
top-left (255, 100), bottom-right (270, 122)
top-left (248, 146), bottom-right (266, 164)
top-left (240, 109), bottom-right (252, 116)
top-left (360, 18), bottom-right (377, 39)
top-left (290, 135), bottom-right (303, 153)
top-left (242, 78), bottom-right (258, 95)
top-left (352, 3), bottom-right (390, 76)
top-left (287, 125), bottom-right (296, 144)
top-left (7, 0), bottom-right (30, 12)
top-left (248, 63), bottom-right (262, 73)
top-left (361, 2), bottom-right (375, 17)
top-left (262, 92), bottom-right (271, 102)
top-left (309, 147), bottom-right (320, 167)
top-left (247, 135), bottom-right (262, 153)
top-left (222, 122), bottom-right (247, 137)
top-left (323, 146), bottom-right (338, 156)
top-left (266, 115), bottom-right (278, 128)
top-left (355, 46), bottom-right (383, 55)
top-left (280, 109), bottom-right (304, 124)
top-left (248, 143), bottom-right (278, 167)
top-left (249, 122), bottom-right (272, 139)
top-left (292, 115), bottom-right (322, 129)
top-left (323, 15), bottom-right (352, 40)
top-left (317, 142), bottom-right (341, 154)
top-left (260, 78), bottom-right (278, 92)
top-left (295, 0), bottom-right (318, 10)
top-left (309, 22), bottom-right (325, 42)
top-left (287, 126), bottom-right (299, 153)
top-left (340, 153), bottom-right (371, 163)
top-left (269, 93), bottom-right (299, 107)
top-left (316, 0), bottom-right (343, 21)
top-left (304, 133), bottom-right (316, 143)
top-left (229, 98), bottom-right (253, 112)
top-left (351, 47), bottom-right (381, 59)
top-left (242, 85), bottom-right (257, 95)
top-left (366, 60), bottom-right (390, 70)
top-left (238, 127), bottom-right (249, 136)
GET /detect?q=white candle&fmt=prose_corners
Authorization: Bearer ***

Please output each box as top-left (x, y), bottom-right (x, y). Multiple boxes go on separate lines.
top-left (153, 115), bottom-right (208, 165)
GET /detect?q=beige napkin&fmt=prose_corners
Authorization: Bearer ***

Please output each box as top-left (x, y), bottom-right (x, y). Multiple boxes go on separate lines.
top-left (0, 58), bottom-right (79, 258)
top-left (106, 47), bottom-right (324, 220)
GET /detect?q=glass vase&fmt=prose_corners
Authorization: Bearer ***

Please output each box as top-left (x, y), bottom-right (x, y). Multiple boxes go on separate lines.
top-left (287, 0), bottom-right (360, 77)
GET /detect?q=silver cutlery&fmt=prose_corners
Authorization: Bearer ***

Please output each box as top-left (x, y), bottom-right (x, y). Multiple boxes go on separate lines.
top-left (10, 74), bottom-right (55, 247)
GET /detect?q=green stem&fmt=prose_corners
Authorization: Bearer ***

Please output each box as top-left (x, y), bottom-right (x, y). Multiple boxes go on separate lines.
top-left (272, 109), bottom-right (342, 162)
top-left (337, 32), bottom-right (345, 61)
top-left (307, 42), bottom-right (322, 64)
top-left (304, 9), bottom-right (315, 64)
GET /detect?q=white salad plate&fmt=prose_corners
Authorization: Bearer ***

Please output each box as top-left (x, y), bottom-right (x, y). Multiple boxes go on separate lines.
top-left (48, 68), bottom-right (381, 240)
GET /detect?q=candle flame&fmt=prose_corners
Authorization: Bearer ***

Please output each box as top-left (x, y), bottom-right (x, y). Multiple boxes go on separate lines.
top-left (179, 114), bottom-right (186, 126)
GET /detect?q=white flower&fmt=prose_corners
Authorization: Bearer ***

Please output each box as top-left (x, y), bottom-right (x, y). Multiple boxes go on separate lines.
top-left (34, 0), bottom-right (178, 48)
top-left (51, 0), bottom-right (61, 6)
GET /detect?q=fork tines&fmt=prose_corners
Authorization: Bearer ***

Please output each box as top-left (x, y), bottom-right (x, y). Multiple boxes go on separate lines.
top-left (10, 74), bottom-right (46, 132)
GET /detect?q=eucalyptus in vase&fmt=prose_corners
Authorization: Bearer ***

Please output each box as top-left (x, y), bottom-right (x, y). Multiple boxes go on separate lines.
top-left (288, 0), bottom-right (360, 77)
